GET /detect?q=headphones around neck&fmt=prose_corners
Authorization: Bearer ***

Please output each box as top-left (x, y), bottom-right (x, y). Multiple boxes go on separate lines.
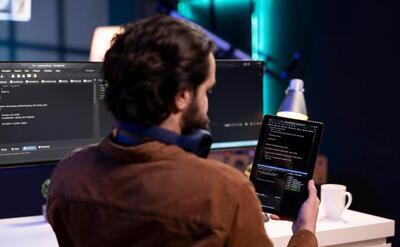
top-left (115, 122), bottom-right (213, 158)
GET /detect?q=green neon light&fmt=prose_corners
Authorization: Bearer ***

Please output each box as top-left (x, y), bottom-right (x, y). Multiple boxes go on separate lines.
top-left (178, 0), bottom-right (210, 20)
top-left (251, 0), bottom-right (274, 115)
top-left (179, 0), bottom-right (253, 20)
top-left (214, 0), bottom-right (250, 4)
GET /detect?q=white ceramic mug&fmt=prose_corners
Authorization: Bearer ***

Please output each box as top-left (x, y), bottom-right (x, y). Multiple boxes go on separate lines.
top-left (321, 184), bottom-right (352, 221)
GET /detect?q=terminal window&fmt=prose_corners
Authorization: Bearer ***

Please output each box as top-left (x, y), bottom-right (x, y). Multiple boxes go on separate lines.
top-left (253, 117), bottom-right (320, 214)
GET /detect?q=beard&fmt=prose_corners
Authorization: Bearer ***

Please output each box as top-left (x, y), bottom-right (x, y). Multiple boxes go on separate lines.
top-left (180, 99), bottom-right (210, 135)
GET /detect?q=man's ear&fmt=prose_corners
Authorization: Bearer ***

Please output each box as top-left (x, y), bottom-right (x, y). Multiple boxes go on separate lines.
top-left (174, 89), bottom-right (192, 112)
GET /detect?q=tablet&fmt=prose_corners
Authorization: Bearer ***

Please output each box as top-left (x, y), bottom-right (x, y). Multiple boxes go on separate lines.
top-left (250, 115), bottom-right (324, 218)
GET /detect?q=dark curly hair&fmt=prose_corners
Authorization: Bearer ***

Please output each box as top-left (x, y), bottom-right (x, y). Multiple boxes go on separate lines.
top-left (103, 15), bottom-right (215, 126)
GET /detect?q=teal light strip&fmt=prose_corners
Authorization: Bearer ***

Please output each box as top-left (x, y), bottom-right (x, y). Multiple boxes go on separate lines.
top-left (251, 0), bottom-right (274, 115)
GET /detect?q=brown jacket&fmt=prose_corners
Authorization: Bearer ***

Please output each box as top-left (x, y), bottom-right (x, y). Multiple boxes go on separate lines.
top-left (47, 138), bottom-right (317, 247)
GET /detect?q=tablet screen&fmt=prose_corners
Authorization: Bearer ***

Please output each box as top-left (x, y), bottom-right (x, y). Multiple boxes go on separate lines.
top-left (250, 115), bottom-right (323, 217)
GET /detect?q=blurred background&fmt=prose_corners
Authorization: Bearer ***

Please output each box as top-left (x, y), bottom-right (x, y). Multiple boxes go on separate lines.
top-left (1, 0), bottom-right (400, 245)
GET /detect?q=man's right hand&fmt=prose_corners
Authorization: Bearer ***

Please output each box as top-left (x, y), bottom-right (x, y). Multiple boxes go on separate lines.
top-left (270, 180), bottom-right (320, 234)
top-left (292, 180), bottom-right (320, 234)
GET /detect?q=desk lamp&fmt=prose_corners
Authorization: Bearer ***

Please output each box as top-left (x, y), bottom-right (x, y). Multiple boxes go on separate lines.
top-left (276, 78), bottom-right (308, 120)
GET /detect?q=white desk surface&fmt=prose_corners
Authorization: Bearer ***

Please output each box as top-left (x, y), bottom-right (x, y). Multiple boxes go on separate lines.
top-left (0, 210), bottom-right (395, 247)
top-left (266, 210), bottom-right (395, 247)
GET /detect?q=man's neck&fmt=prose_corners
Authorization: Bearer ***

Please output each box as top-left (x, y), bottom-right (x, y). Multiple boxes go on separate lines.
top-left (159, 114), bottom-right (182, 134)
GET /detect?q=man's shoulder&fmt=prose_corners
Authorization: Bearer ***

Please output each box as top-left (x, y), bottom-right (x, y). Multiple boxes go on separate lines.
top-left (59, 143), bottom-right (99, 164)
top-left (52, 143), bottom-right (100, 176)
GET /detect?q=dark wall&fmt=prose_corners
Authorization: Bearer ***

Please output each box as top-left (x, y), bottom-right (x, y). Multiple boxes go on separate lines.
top-left (267, 0), bottom-right (400, 245)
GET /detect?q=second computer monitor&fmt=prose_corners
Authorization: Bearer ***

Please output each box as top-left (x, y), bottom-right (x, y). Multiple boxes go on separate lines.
top-left (209, 60), bottom-right (264, 149)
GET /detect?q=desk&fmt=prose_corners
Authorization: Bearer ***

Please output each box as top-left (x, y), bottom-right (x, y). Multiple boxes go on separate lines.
top-left (266, 210), bottom-right (395, 246)
top-left (0, 210), bottom-right (394, 247)
top-left (0, 215), bottom-right (57, 246)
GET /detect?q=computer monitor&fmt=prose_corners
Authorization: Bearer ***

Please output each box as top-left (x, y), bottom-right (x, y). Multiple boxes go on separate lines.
top-left (0, 62), bottom-right (113, 166)
top-left (209, 60), bottom-right (264, 149)
top-left (0, 60), bottom-right (264, 167)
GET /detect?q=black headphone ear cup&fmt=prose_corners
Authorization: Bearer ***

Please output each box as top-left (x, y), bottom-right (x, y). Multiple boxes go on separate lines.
top-left (194, 130), bottom-right (212, 158)
top-left (179, 129), bottom-right (212, 158)
top-left (176, 129), bottom-right (212, 158)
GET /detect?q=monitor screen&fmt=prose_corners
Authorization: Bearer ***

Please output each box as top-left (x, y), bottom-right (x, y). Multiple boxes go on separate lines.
top-left (0, 60), bottom-right (264, 166)
top-left (209, 60), bottom-right (264, 149)
top-left (0, 62), bottom-right (113, 166)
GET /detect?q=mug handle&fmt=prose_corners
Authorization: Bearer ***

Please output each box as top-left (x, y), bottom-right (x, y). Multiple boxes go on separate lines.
top-left (344, 191), bottom-right (353, 210)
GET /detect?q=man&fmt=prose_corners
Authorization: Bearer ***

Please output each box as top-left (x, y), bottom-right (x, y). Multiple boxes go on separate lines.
top-left (47, 15), bottom-right (319, 246)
